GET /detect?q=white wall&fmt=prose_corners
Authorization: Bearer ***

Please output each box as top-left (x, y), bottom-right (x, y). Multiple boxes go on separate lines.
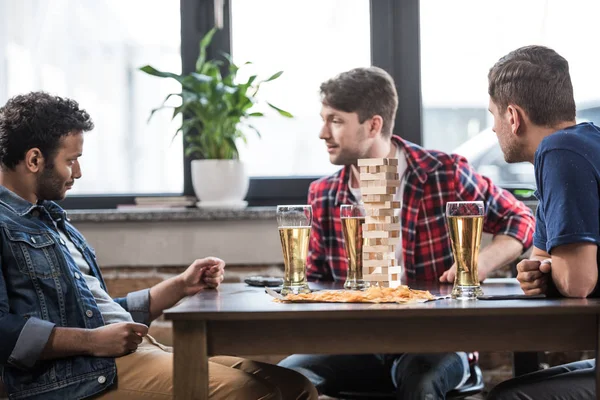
top-left (76, 220), bottom-right (283, 267)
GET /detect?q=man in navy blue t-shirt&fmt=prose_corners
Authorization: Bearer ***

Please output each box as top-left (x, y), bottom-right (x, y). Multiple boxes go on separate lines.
top-left (486, 45), bottom-right (598, 399)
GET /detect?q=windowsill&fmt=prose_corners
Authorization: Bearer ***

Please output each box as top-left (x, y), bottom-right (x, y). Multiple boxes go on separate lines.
top-left (66, 206), bottom-right (277, 223)
top-left (68, 207), bottom-right (282, 266)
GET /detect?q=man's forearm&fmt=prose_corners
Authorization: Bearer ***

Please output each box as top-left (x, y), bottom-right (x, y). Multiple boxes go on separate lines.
top-left (40, 327), bottom-right (92, 360)
top-left (148, 275), bottom-right (186, 321)
top-left (478, 234), bottom-right (524, 276)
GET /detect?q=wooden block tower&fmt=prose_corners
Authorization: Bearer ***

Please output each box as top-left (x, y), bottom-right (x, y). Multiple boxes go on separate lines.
top-left (358, 158), bottom-right (402, 288)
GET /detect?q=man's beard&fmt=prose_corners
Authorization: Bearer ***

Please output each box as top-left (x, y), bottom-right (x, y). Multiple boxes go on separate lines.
top-left (36, 167), bottom-right (67, 201)
top-left (331, 151), bottom-right (360, 166)
top-left (500, 134), bottom-right (527, 164)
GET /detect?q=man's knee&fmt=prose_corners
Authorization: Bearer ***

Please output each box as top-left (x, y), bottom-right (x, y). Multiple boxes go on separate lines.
top-left (212, 374), bottom-right (282, 400)
top-left (272, 363), bottom-right (319, 400)
top-left (397, 372), bottom-right (446, 400)
top-left (277, 355), bottom-right (327, 390)
top-left (241, 380), bottom-right (282, 400)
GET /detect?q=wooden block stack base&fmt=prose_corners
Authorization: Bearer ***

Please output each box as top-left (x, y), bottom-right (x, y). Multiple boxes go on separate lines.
top-left (358, 158), bottom-right (402, 288)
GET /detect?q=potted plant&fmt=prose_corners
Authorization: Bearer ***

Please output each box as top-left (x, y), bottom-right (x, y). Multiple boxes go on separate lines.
top-left (140, 28), bottom-right (292, 208)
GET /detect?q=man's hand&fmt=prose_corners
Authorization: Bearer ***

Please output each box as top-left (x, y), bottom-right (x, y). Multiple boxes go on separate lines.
top-left (517, 259), bottom-right (552, 296)
top-left (179, 257), bottom-right (225, 296)
top-left (439, 263), bottom-right (488, 284)
top-left (87, 322), bottom-right (148, 357)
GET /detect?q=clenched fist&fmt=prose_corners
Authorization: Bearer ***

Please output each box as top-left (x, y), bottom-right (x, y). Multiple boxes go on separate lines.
top-left (179, 257), bottom-right (226, 296)
top-left (517, 259), bottom-right (552, 296)
top-left (88, 322), bottom-right (148, 357)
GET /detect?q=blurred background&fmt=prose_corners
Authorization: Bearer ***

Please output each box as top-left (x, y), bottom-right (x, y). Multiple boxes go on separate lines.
top-left (2, 0), bottom-right (598, 201)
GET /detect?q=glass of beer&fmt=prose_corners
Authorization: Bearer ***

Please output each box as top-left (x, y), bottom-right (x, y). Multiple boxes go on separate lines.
top-left (341, 204), bottom-right (370, 290)
top-left (446, 201), bottom-right (485, 300)
top-left (277, 205), bottom-right (312, 295)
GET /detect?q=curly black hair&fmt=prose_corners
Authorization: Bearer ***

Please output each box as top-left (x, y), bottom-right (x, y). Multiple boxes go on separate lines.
top-left (0, 92), bottom-right (94, 170)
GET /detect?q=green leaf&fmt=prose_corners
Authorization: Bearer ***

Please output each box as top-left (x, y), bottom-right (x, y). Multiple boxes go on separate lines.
top-left (139, 66), bottom-right (184, 82)
top-left (267, 102), bottom-right (293, 118)
top-left (263, 71), bottom-right (284, 82)
top-left (247, 75), bottom-right (258, 86)
top-left (196, 27), bottom-right (218, 71)
top-left (248, 112), bottom-right (264, 117)
top-left (247, 124), bottom-right (261, 139)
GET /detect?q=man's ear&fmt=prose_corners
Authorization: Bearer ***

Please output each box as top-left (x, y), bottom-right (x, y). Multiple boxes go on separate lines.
top-left (367, 115), bottom-right (384, 138)
top-left (507, 105), bottom-right (525, 136)
top-left (24, 148), bottom-right (45, 173)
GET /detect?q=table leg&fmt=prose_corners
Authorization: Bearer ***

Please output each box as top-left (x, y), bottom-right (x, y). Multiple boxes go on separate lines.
top-left (513, 352), bottom-right (540, 377)
top-left (173, 320), bottom-right (209, 400)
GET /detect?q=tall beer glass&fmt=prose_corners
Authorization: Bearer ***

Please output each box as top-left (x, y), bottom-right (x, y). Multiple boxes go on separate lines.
top-left (277, 205), bottom-right (312, 295)
top-left (446, 201), bottom-right (485, 299)
top-left (341, 204), bottom-right (370, 290)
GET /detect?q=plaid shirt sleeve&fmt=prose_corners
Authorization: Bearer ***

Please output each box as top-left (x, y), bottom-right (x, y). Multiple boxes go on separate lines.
top-left (306, 181), bottom-right (333, 281)
top-left (453, 155), bottom-right (535, 249)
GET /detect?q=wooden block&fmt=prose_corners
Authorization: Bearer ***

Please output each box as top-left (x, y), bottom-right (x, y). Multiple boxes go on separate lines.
top-left (362, 230), bottom-right (400, 239)
top-left (363, 266), bottom-right (403, 276)
top-left (365, 208), bottom-right (395, 217)
top-left (359, 172), bottom-right (400, 181)
top-left (363, 245), bottom-right (396, 253)
top-left (362, 194), bottom-right (394, 203)
top-left (363, 259), bottom-right (396, 268)
top-left (363, 223), bottom-right (401, 231)
top-left (387, 266), bottom-right (403, 274)
top-left (361, 180), bottom-right (401, 188)
top-left (364, 237), bottom-right (401, 246)
top-left (365, 216), bottom-right (400, 224)
top-left (359, 165), bottom-right (398, 174)
top-left (363, 275), bottom-right (402, 288)
top-left (360, 186), bottom-right (396, 195)
top-left (363, 201), bottom-right (401, 210)
top-left (363, 266), bottom-right (390, 275)
top-left (363, 251), bottom-right (396, 261)
top-left (357, 158), bottom-right (399, 167)
top-left (363, 273), bottom-right (391, 282)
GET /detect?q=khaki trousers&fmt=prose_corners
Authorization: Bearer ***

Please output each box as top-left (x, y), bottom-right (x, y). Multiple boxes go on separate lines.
top-left (93, 336), bottom-right (317, 400)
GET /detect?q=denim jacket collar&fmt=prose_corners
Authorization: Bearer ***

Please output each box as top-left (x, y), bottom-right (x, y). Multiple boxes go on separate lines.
top-left (0, 185), bottom-right (68, 221)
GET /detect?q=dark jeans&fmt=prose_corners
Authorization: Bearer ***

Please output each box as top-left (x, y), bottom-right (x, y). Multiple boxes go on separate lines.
top-left (487, 359), bottom-right (595, 400)
top-left (278, 353), bottom-right (465, 400)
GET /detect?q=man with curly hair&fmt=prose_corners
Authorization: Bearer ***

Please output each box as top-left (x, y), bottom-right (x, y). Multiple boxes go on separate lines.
top-left (0, 92), bottom-right (317, 400)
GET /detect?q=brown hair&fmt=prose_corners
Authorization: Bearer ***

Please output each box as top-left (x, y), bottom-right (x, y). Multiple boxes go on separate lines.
top-left (320, 67), bottom-right (398, 136)
top-left (488, 45), bottom-right (576, 126)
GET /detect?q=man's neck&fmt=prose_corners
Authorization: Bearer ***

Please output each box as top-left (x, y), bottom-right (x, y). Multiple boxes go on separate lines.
top-left (350, 139), bottom-right (397, 188)
top-left (526, 120), bottom-right (577, 163)
top-left (0, 169), bottom-right (37, 204)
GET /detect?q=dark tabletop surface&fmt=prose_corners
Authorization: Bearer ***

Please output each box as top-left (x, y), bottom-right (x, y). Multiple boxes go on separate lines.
top-left (164, 278), bottom-right (600, 321)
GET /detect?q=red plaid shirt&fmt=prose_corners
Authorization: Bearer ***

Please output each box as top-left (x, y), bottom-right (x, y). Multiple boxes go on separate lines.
top-left (306, 136), bottom-right (535, 282)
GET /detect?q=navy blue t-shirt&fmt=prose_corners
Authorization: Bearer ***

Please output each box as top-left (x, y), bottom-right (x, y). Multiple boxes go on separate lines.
top-left (533, 123), bottom-right (600, 265)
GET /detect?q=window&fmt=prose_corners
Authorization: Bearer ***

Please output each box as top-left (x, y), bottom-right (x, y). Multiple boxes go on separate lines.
top-left (0, 0), bottom-right (183, 195)
top-left (230, 0), bottom-right (371, 177)
top-left (420, 0), bottom-right (600, 188)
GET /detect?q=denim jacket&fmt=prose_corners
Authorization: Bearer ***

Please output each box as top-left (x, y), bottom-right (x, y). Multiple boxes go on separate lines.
top-left (0, 186), bottom-right (150, 399)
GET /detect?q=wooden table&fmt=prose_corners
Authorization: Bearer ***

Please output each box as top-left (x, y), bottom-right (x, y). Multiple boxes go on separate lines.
top-left (164, 279), bottom-right (600, 399)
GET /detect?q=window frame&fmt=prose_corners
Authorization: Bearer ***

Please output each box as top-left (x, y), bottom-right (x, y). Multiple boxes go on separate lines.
top-left (59, 0), bottom-right (422, 209)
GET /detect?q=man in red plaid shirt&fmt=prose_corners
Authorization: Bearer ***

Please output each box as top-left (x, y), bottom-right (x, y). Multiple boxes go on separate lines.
top-left (279, 67), bottom-right (535, 399)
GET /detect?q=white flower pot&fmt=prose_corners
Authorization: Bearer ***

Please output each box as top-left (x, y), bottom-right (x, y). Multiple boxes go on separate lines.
top-left (191, 160), bottom-right (249, 208)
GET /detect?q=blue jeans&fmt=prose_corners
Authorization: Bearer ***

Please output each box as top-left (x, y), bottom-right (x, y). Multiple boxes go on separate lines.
top-left (487, 359), bottom-right (595, 400)
top-left (278, 353), bottom-right (465, 400)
